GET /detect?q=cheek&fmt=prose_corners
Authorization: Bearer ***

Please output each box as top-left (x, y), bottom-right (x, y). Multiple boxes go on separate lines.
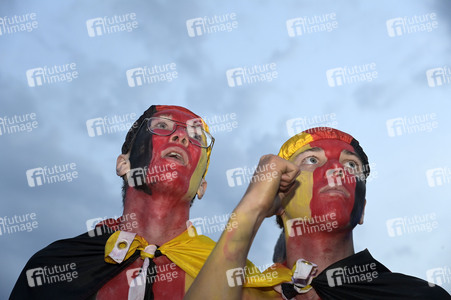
top-left (350, 179), bottom-right (366, 227)
top-left (150, 135), bottom-right (165, 154)
top-left (184, 149), bottom-right (207, 197)
top-left (283, 171), bottom-right (314, 220)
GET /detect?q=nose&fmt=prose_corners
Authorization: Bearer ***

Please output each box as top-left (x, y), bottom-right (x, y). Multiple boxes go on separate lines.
top-left (323, 160), bottom-right (345, 180)
top-left (325, 168), bottom-right (344, 180)
top-left (169, 125), bottom-right (190, 147)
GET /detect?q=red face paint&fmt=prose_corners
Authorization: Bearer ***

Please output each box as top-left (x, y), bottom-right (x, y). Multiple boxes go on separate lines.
top-left (147, 109), bottom-right (205, 196)
top-left (308, 139), bottom-right (362, 229)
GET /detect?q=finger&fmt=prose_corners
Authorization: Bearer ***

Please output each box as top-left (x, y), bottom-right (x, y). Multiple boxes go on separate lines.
top-left (281, 180), bottom-right (300, 197)
top-left (279, 180), bottom-right (297, 193)
top-left (280, 161), bottom-right (300, 180)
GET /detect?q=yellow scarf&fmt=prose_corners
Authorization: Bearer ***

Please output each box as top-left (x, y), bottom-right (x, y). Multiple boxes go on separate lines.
top-left (104, 226), bottom-right (308, 290)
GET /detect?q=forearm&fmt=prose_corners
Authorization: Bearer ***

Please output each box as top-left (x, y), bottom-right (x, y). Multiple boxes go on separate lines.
top-left (184, 155), bottom-right (299, 299)
top-left (184, 196), bottom-right (265, 300)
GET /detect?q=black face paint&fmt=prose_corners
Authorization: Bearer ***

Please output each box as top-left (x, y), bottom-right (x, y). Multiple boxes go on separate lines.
top-left (126, 106), bottom-right (157, 195)
top-left (349, 177), bottom-right (366, 228)
top-left (349, 141), bottom-right (368, 228)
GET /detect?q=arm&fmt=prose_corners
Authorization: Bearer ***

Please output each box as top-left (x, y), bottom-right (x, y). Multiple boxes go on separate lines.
top-left (184, 155), bottom-right (300, 300)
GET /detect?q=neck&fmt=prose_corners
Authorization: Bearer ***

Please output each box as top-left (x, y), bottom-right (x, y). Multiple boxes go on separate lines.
top-left (285, 229), bottom-right (355, 273)
top-left (120, 186), bottom-right (191, 245)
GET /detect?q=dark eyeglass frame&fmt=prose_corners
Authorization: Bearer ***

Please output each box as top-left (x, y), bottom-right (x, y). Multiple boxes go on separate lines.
top-left (141, 116), bottom-right (215, 149)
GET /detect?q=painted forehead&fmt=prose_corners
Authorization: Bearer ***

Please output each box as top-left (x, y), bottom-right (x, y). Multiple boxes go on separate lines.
top-left (309, 140), bottom-right (357, 157)
top-left (291, 141), bottom-right (360, 165)
top-left (278, 128), bottom-right (354, 160)
top-left (154, 109), bottom-right (197, 122)
top-left (278, 127), bottom-right (370, 177)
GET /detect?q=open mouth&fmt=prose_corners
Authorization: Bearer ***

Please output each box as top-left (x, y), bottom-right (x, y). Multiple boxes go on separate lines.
top-left (161, 147), bottom-right (188, 166)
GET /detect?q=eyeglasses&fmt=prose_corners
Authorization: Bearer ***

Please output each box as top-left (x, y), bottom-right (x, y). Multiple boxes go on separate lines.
top-left (146, 116), bottom-right (215, 149)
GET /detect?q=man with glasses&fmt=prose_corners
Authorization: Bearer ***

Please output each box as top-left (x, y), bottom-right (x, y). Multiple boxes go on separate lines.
top-left (10, 105), bottom-right (216, 300)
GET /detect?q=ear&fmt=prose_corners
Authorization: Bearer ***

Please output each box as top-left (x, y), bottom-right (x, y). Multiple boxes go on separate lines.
top-left (116, 153), bottom-right (131, 177)
top-left (196, 178), bottom-right (207, 200)
top-left (358, 199), bottom-right (367, 225)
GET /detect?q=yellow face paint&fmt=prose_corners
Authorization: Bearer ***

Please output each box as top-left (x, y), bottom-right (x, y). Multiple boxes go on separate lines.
top-left (184, 148), bottom-right (208, 200)
top-left (281, 144), bottom-right (315, 237)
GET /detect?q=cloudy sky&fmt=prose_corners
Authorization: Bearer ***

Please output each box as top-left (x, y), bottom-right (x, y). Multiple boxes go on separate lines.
top-left (1, 0), bottom-right (451, 297)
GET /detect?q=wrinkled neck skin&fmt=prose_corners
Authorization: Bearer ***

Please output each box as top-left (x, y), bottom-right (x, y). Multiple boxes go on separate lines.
top-left (285, 230), bottom-right (355, 300)
top-left (121, 186), bottom-right (192, 246)
top-left (285, 226), bottom-right (355, 275)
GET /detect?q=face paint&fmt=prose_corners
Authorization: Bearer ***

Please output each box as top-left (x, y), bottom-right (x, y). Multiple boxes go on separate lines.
top-left (308, 140), bottom-right (359, 229)
top-left (283, 139), bottom-right (366, 233)
top-left (128, 106), bottom-right (157, 195)
top-left (282, 144), bottom-right (314, 221)
top-left (146, 109), bottom-right (208, 200)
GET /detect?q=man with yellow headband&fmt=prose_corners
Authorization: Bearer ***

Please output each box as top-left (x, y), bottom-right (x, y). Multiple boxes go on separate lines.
top-left (185, 127), bottom-right (450, 299)
top-left (10, 105), bottom-right (217, 300)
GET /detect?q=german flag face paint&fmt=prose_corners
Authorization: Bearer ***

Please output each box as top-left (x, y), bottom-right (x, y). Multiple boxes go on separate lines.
top-left (150, 108), bottom-right (208, 200)
top-left (278, 128), bottom-right (368, 233)
top-left (123, 105), bottom-right (211, 200)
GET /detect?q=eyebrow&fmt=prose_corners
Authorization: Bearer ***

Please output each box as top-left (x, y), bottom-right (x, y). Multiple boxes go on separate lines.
top-left (300, 147), bottom-right (323, 154)
top-left (342, 149), bottom-right (362, 161)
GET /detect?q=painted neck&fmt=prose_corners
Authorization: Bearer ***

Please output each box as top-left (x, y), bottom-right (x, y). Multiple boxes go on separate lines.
top-left (121, 186), bottom-right (191, 246)
top-left (285, 229), bottom-right (355, 274)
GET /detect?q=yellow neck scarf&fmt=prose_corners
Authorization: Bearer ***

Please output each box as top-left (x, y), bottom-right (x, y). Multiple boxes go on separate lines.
top-left (104, 226), bottom-right (310, 291)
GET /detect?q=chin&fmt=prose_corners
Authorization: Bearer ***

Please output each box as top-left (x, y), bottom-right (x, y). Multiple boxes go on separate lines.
top-left (311, 202), bottom-right (353, 229)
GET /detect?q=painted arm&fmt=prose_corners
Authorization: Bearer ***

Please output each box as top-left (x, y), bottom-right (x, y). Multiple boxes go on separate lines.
top-left (184, 155), bottom-right (300, 300)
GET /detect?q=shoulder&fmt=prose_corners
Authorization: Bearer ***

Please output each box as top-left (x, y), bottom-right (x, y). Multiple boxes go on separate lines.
top-left (379, 272), bottom-right (451, 299)
top-left (10, 229), bottom-right (125, 300)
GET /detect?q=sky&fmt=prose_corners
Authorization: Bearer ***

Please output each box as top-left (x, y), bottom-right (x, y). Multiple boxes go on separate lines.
top-left (1, 0), bottom-right (451, 297)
